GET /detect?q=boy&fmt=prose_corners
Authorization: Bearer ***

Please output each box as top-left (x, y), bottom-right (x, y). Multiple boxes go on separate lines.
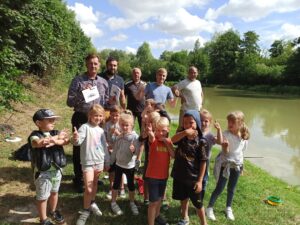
top-left (28, 109), bottom-right (69, 225)
top-left (171, 110), bottom-right (208, 225)
top-left (146, 117), bottom-right (174, 225)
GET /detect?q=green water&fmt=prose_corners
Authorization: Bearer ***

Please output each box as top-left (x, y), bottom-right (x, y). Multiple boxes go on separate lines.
top-left (168, 87), bottom-right (300, 186)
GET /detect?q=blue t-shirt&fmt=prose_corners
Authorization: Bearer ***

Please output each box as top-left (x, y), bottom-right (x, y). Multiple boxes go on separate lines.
top-left (144, 82), bottom-right (174, 104)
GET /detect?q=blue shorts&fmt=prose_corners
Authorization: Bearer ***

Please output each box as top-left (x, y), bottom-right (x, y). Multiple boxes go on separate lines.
top-left (147, 178), bottom-right (167, 202)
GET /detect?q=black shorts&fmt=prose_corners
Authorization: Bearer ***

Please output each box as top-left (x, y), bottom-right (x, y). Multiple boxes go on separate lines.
top-left (148, 178), bottom-right (167, 202)
top-left (172, 179), bottom-right (204, 209)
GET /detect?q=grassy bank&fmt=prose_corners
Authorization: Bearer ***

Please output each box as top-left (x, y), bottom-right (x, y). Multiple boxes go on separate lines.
top-left (0, 80), bottom-right (300, 225)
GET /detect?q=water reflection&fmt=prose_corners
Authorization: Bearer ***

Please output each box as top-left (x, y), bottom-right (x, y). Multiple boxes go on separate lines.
top-left (170, 87), bottom-right (300, 186)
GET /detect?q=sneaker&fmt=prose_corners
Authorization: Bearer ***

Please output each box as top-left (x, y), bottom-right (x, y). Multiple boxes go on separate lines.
top-left (49, 210), bottom-right (64, 224)
top-left (40, 219), bottom-right (54, 225)
top-left (111, 202), bottom-right (123, 215)
top-left (206, 207), bottom-right (216, 221)
top-left (90, 202), bottom-right (102, 216)
top-left (106, 190), bottom-right (112, 200)
top-left (76, 210), bottom-right (90, 225)
top-left (177, 218), bottom-right (189, 225)
top-left (130, 202), bottom-right (139, 216)
top-left (225, 207), bottom-right (235, 221)
top-left (119, 189), bottom-right (126, 199)
top-left (155, 215), bottom-right (169, 225)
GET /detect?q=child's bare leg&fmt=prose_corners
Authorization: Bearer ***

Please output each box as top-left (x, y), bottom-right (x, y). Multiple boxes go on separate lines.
top-left (129, 190), bottom-right (135, 202)
top-left (109, 171), bottom-right (114, 190)
top-left (91, 171), bottom-right (101, 201)
top-left (196, 206), bottom-right (208, 225)
top-left (83, 170), bottom-right (94, 209)
top-left (48, 192), bottom-right (58, 212)
top-left (180, 199), bottom-right (189, 220)
top-left (37, 199), bottom-right (47, 221)
top-left (148, 200), bottom-right (160, 225)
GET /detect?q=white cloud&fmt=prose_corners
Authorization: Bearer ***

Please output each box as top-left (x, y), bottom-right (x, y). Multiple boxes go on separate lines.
top-left (262, 23), bottom-right (300, 44)
top-left (205, 0), bottom-right (300, 22)
top-left (125, 46), bottom-right (137, 54)
top-left (68, 3), bottom-right (103, 38)
top-left (149, 36), bottom-right (206, 52)
top-left (111, 33), bottom-right (128, 41)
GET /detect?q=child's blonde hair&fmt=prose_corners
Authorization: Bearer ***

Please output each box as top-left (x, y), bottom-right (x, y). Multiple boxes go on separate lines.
top-left (149, 111), bottom-right (161, 129)
top-left (227, 111), bottom-right (250, 140)
top-left (200, 109), bottom-right (212, 121)
top-left (88, 104), bottom-right (105, 121)
top-left (156, 117), bottom-right (170, 129)
top-left (120, 110), bottom-right (134, 125)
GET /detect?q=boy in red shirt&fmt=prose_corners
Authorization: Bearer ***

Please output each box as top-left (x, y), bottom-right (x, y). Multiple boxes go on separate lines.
top-left (146, 117), bottom-right (174, 225)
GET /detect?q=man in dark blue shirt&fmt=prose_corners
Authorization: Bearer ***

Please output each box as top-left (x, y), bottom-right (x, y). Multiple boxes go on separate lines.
top-left (100, 57), bottom-right (126, 111)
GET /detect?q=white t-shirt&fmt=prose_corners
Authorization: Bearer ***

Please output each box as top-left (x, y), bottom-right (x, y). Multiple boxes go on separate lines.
top-left (175, 78), bottom-right (203, 111)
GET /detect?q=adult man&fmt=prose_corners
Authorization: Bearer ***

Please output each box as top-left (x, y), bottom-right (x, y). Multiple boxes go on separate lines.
top-left (67, 53), bottom-right (109, 193)
top-left (172, 66), bottom-right (204, 130)
top-left (125, 67), bottom-right (146, 130)
top-left (100, 57), bottom-right (126, 111)
top-left (143, 68), bottom-right (176, 106)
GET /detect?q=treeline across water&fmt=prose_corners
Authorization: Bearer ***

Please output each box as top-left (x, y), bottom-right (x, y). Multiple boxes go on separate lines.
top-left (1, 0), bottom-right (300, 110)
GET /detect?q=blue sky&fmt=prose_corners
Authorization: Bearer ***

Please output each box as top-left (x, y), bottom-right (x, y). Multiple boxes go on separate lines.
top-left (65, 0), bottom-right (300, 58)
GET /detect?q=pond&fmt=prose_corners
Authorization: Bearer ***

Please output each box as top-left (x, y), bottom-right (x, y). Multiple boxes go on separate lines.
top-left (168, 87), bottom-right (300, 186)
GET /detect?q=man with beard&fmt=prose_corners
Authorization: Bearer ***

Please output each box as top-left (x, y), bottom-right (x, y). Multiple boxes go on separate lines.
top-left (100, 57), bottom-right (126, 112)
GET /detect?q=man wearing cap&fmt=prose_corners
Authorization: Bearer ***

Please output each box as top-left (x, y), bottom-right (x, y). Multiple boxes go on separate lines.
top-left (67, 53), bottom-right (109, 192)
top-left (29, 109), bottom-right (69, 225)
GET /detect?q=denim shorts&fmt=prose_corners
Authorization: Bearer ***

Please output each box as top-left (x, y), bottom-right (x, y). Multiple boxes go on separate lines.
top-left (34, 170), bottom-right (62, 200)
top-left (148, 178), bottom-right (167, 202)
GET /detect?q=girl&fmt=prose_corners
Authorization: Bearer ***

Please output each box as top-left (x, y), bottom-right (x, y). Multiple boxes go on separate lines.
top-left (206, 111), bottom-right (250, 221)
top-left (73, 104), bottom-right (110, 225)
top-left (110, 110), bottom-right (141, 216)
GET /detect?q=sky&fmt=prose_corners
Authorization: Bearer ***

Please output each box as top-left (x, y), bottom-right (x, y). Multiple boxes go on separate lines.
top-left (65, 0), bottom-right (300, 58)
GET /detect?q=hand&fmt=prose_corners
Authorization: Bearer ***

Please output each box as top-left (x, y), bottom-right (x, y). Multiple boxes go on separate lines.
top-left (135, 159), bottom-right (141, 171)
top-left (185, 128), bottom-right (198, 138)
top-left (129, 141), bottom-right (135, 153)
top-left (58, 128), bottom-right (69, 139)
top-left (222, 138), bottom-right (229, 154)
top-left (45, 137), bottom-right (55, 148)
top-left (108, 145), bottom-right (113, 153)
top-left (73, 127), bottom-right (79, 142)
top-left (193, 181), bottom-right (202, 193)
top-left (214, 120), bottom-right (221, 130)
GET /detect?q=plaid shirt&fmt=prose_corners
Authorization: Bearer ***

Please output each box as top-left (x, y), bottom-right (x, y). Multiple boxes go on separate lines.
top-left (67, 73), bottom-right (109, 113)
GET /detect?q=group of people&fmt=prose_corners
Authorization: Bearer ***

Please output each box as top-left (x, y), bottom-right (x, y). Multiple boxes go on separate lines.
top-left (28, 53), bottom-right (250, 225)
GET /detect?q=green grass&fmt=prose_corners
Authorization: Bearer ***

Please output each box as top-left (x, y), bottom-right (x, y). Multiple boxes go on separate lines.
top-left (0, 81), bottom-right (300, 225)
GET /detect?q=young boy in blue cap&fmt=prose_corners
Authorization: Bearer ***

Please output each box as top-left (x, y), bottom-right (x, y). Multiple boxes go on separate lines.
top-left (28, 109), bottom-right (69, 225)
top-left (171, 110), bottom-right (208, 225)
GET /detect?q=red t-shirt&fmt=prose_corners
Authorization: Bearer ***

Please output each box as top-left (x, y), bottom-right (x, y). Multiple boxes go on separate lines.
top-left (146, 139), bottom-right (171, 179)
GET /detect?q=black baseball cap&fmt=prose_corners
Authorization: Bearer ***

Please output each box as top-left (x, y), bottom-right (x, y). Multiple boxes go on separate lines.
top-left (33, 109), bottom-right (60, 122)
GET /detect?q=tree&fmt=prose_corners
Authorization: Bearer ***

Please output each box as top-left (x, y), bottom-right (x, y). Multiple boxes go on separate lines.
top-left (269, 40), bottom-right (284, 58)
top-left (240, 31), bottom-right (260, 56)
top-left (208, 30), bottom-right (241, 83)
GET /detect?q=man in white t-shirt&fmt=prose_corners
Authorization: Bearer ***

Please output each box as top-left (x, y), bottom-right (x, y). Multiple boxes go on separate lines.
top-left (172, 66), bottom-right (204, 130)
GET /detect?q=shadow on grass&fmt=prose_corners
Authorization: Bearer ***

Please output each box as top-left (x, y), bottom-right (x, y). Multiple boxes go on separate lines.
top-left (0, 166), bottom-right (32, 184)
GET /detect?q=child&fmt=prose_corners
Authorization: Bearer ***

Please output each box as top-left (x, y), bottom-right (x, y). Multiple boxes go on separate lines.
top-left (104, 106), bottom-right (122, 199)
top-left (171, 110), bottom-right (208, 225)
top-left (200, 109), bottom-right (222, 191)
top-left (146, 117), bottom-right (174, 225)
top-left (139, 110), bottom-right (160, 205)
top-left (28, 109), bottom-right (69, 225)
top-left (110, 110), bottom-right (141, 216)
top-left (206, 111), bottom-right (250, 221)
top-left (73, 104), bottom-right (110, 225)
